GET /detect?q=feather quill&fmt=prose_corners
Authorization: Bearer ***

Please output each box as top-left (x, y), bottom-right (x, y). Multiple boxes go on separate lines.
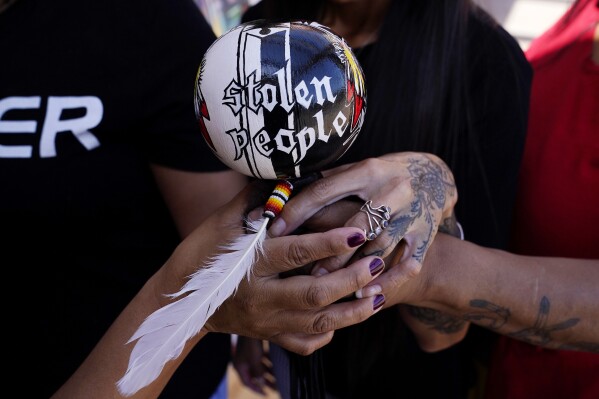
top-left (117, 180), bottom-right (294, 396)
top-left (116, 217), bottom-right (268, 397)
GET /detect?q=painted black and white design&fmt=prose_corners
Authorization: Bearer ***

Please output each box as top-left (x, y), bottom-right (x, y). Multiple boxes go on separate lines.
top-left (195, 21), bottom-right (366, 179)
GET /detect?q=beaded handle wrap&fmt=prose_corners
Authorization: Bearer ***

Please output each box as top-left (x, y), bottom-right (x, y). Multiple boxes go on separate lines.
top-left (263, 180), bottom-right (294, 219)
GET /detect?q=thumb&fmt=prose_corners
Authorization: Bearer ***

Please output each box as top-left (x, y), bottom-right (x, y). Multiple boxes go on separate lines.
top-left (218, 180), bottom-right (276, 225)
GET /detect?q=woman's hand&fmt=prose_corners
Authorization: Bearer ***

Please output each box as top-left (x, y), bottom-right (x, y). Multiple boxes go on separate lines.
top-left (232, 337), bottom-right (276, 396)
top-left (268, 152), bottom-right (457, 287)
top-left (161, 182), bottom-right (387, 355)
top-left (204, 226), bottom-right (386, 354)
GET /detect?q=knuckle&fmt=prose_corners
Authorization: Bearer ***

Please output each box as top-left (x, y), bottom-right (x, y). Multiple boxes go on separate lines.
top-left (303, 284), bottom-right (329, 308)
top-left (311, 312), bottom-right (337, 334)
top-left (287, 240), bottom-right (313, 266)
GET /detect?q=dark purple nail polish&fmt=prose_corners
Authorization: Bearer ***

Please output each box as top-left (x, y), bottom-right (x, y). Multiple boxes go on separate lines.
top-left (373, 294), bottom-right (385, 311)
top-left (369, 258), bottom-right (384, 276)
top-left (347, 232), bottom-right (366, 247)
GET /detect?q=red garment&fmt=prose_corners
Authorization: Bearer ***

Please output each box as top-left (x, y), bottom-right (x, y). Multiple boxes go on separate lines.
top-left (486, 1), bottom-right (599, 398)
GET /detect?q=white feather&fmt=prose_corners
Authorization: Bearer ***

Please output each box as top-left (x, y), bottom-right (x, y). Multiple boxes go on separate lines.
top-left (117, 217), bottom-right (268, 397)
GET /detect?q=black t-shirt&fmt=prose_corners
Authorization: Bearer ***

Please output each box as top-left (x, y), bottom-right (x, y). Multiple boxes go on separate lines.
top-left (242, 4), bottom-right (532, 399)
top-left (0, 0), bottom-right (230, 397)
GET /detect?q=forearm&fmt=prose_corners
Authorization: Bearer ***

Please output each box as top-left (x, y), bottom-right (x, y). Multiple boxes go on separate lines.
top-left (53, 268), bottom-right (207, 398)
top-left (398, 304), bottom-right (469, 352)
top-left (398, 212), bottom-right (469, 352)
top-left (419, 234), bottom-right (599, 352)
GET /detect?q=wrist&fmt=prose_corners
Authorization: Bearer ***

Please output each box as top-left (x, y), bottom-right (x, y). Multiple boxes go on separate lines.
top-left (418, 234), bottom-right (470, 313)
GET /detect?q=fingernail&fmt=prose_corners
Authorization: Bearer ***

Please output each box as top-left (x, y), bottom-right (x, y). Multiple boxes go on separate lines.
top-left (247, 207), bottom-right (262, 222)
top-left (269, 218), bottom-right (286, 236)
top-left (347, 232), bottom-right (366, 247)
top-left (313, 267), bottom-right (329, 277)
top-left (373, 294), bottom-right (385, 311)
top-left (369, 258), bottom-right (384, 276)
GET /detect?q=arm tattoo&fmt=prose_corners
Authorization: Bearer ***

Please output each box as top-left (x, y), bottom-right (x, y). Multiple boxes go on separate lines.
top-left (406, 305), bottom-right (467, 334)
top-left (362, 157), bottom-right (456, 261)
top-left (508, 296), bottom-right (580, 347)
top-left (462, 296), bottom-right (597, 352)
top-left (359, 215), bottom-right (412, 258)
top-left (463, 299), bottom-right (510, 329)
top-left (385, 159), bottom-right (462, 333)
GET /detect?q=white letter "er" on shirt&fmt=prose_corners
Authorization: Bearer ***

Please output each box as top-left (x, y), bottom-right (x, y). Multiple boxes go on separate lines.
top-left (0, 96), bottom-right (103, 158)
top-left (40, 96), bottom-right (102, 157)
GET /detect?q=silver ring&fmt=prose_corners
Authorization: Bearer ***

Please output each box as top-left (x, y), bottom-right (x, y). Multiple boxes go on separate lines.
top-left (360, 200), bottom-right (391, 240)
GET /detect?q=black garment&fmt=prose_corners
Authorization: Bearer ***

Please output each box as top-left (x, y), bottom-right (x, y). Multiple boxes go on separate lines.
top-left (242, 3), bottom-right (532, 399)
top-left (0, 1), bottom-right (229, 397)
top-left (326, 18), bottom-right (531, 399)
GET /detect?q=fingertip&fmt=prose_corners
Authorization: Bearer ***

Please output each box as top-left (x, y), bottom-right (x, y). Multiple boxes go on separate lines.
top-left (373, 294), bottom-right (385, 313)
top-left (347, 231), bottom-right (366, 247)
top-left (247, 207), bottom-right (262, 223)
top-left (369, 257), bottom-right (384, 276)
top-left (354, 257), bottom-right (384, 298)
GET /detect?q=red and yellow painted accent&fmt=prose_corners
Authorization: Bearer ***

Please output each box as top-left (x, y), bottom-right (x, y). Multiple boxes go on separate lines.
top-left (341, 42), bottom-right (365, 129)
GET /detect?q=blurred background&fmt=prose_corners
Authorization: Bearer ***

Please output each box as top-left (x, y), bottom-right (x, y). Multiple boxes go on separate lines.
top-left (191, 0), bottom-right (574, 398)
top-left (194, 0), bottom-right (260, 37)
top-left (194, 0), bottom-right (574, 50)
top-left (475, 0), bottom-right (574, 49)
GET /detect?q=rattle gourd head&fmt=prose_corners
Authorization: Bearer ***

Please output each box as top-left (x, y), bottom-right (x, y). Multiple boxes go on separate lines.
top-left (195, 20), bottom-right (366, 179)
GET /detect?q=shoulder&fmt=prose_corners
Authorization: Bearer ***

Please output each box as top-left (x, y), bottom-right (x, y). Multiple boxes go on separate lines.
top-left (114, 0), bottom-right (215, 49)
top-left (120, 0), bottom-right (216, 82)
